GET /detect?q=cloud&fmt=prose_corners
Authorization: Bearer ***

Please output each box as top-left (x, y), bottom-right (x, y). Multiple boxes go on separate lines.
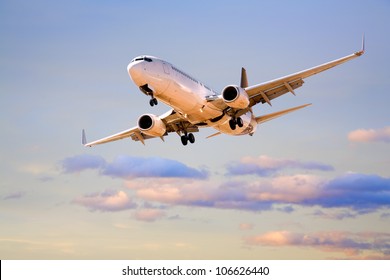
top-left (61, 154), bottom-right (106, 173)
top-left (246, 174), bottom-right (323, 203)
top-left (61, 154), bottom-right (208, 179)
top-left (73, 190), bottom-right (137, 212)
top-left (381, 213), bottom-right (390, 219)
top-left (133, 209), bottom-right (166, 222)
top-left (304, 173), bottom-right (390, 212)
top-left (239, 223), bottom-right (254, 231)
top-left (126, 175), bottom-right (321, 212)
top-left (245, 231), bottom-right (390, 258)
top-left (126, 172), bottom-right (390, 214)
top-left (167, 214), bottom-right (182, 220)
top-left (312, 209), bottom-right (358, 220)
top-left (102, 155), bottom-right (208, 179)
top-left (226, 155), bottom-right (333, 176)
top-left (3, 192), bottom-right (24, 200)
top-left (276, 205), bottom-right (295, 213)
top-left (348, 126), bottom-right (390, 143)
top-left (65, 154), bottom-right (390, 216)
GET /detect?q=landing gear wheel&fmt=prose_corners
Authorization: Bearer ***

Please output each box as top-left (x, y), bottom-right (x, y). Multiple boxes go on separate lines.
top-left (188, 133), bottom-right (195, 144)
top-left (149, 98), bottom-right (158, 107)
top-left (236, 117), bottom-right (244, 128)
top-left (229, 118), bottom-right (237, 130)
top-left (181, 135), bottom-right (188, 146)
top-left (180, 133), bottom-right (195, 146)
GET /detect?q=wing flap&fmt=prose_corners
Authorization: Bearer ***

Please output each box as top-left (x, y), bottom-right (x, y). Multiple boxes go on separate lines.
top-left (249, 79), bottom-right (304, 107)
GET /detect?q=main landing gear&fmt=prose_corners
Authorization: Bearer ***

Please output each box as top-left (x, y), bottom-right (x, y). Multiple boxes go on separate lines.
top-left (229, 117), bottom-right (243, 130)
top-left (180, 132), bottom-right (195, 146)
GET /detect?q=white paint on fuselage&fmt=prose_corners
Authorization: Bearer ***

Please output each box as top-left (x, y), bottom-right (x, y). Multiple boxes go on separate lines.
top-left (127, 56), bottom-right (256, 136)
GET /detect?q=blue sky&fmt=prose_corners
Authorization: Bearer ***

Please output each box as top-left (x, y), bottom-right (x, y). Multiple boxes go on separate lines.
top-left (1, 0), bottom-right (390, 259)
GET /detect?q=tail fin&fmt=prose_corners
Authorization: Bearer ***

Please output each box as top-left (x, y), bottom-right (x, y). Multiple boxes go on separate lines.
top-left (82, 129), bottom-right (87, 145)
top-left (240, 67), bottom-right (248, 88)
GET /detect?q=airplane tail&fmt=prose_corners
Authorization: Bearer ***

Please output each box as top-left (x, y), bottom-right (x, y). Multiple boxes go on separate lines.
top-left (255, 103), bottom-right (312, 124)
top-left (240, 67), bottom-right (248, 88)
top-left (82, 129), bottom-right (87, 146)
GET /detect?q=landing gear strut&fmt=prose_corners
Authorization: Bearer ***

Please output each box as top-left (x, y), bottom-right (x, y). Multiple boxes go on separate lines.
top-left (229, 117), bottom-right (243, 130)
top-left (181, 132), bottom-right (195, 146)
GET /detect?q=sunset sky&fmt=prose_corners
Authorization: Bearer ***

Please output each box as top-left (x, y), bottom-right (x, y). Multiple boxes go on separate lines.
top-left (1, 0), bottom-right (390, 259)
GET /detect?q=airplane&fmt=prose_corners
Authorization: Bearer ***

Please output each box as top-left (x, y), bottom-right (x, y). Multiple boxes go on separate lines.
top-left (83, 39), bottom-right (364, 147)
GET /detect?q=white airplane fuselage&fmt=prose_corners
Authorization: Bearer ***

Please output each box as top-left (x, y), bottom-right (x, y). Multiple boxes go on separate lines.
top-left (127, 56), bottom-right (257, 136)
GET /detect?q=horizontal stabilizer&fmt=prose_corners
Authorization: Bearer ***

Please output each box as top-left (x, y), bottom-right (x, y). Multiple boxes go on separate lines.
top-left (206, 131), bottom-right (222, 139)
top-left (255, 103), bottom-right (312, 124)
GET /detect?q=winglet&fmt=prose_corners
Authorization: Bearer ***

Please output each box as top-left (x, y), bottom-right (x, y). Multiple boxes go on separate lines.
top-left (355, 34), bottom-right (365, 56)
top-left (82, 129), bottom-right (87, 146)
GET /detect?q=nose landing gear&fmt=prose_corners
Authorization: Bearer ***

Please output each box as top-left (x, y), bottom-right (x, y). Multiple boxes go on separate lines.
top-left (139, 84), bottom-right (158, 107)
top-left (149, 97), bottom-right (158, 107)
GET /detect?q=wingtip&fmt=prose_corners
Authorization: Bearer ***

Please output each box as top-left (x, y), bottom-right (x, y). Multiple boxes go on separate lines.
top-left (355, 34), bottom-right (365, 56)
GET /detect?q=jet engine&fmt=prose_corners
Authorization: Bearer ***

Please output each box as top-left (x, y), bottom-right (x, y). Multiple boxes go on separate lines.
top-left (137, 114), bottom-right (166, 137)
top-left (222, 85), bottom-right (250, 109)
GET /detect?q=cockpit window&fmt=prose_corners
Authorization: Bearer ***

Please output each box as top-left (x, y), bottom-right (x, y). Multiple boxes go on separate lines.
top-left (132, 57), bottom-right (153, 63)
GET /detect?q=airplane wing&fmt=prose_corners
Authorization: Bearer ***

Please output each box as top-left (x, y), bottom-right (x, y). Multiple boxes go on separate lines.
top-left (83, 109), bottom-right (198, 147)
top-left (245, 44), bottom-right (365, 107)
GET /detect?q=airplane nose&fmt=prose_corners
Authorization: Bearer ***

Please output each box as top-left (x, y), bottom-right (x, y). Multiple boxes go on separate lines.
top-left (127, 62), bottom-right (144, 85)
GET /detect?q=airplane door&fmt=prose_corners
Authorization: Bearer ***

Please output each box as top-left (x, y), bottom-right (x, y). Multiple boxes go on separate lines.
top-left (162, 62), bottom-right (170, 75)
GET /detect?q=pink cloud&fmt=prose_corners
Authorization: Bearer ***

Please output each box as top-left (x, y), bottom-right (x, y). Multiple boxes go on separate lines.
top-left (348, 127), bottom-right (390, 143)
top-left (124, 171), bottom-right (390, 214)
top-left (73, 190), bottom-right (137, 212)
top-left (127, 178), bottom-right (215, 206)
top-left (246, 174), bottom-right (324, 203)
top-left (239, 223), bottom-right (254, 231)
top-left (245, 231), bottom-right (390, 258)
top-left (227, 155), bottom-right (333, 176)
top-left (125, 175), bottom-right (324, 211)
top-left (133, 209), bottom-right (166, 222)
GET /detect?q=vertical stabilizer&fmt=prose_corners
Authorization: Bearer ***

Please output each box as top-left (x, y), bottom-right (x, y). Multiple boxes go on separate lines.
top-left (82, 129), bottom-right (87, 145)
top-left (240, 67), bottom-right (248, 88)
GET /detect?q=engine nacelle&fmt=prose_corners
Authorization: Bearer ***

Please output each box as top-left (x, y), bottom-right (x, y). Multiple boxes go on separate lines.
top-left (222, 85), bottom-right (250, 109)
top-left (137, 114), bottom-right (166, 137)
